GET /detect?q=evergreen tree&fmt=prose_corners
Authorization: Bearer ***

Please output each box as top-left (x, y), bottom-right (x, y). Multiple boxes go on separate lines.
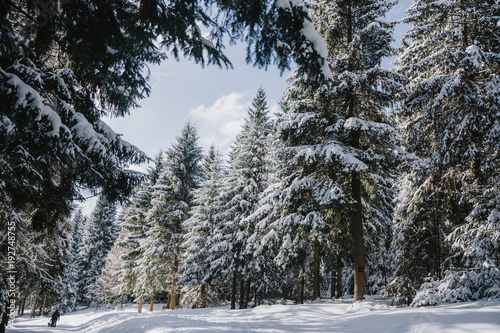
top-left (394, 0), bottom-right (500, 305)
top-left (116, 152), bottom-right (163, 304)
top-left (207, 88), bottom-right (274, 309)
top-left (180, 145), bottom-right (226, 308)
top-left (258, 0), bottom-right (406, 302)
top-left (136, 122), bottom-right (204, 310)
top-left (58, 209), bottom-right (87, 313)
top-left (78, 196), bottom-right (119, 306)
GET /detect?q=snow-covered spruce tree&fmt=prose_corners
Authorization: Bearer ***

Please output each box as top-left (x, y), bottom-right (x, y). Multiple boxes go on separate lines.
top-left (116, 152), bottom-right (163, 307)
top-left (133, 166), bottom-right (175, 312)
top-left (259, 0), bottom-right (406, 302)
top-left (96, 239), bottom-right (126, 311)
top-left (78, 196), bottom-right (119, 306)
top-left (206, 88), bottom-right (274, 309)
top-left (58, 209), bottom-right (87, 313)
top-left (180, 145), bottom-right (226, 308)
top-left (311, 0), bottom-right (407, 301)
top-left (137, 122), bottom-right (204, 311)
top-left (394, 0), bottom-right (500, 305)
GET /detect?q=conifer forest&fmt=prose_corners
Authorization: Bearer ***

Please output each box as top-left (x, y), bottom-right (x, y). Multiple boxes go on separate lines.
top-left (1, 0), bottom-right (499, 319)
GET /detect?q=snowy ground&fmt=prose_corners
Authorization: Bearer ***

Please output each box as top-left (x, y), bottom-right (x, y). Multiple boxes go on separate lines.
top-left (7, 297), bottom-right (500, 333)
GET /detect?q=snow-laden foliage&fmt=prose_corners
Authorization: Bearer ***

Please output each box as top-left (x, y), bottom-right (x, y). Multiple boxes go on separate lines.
top-left (78, 197), bottom-right (119, 306)
top-left (180, 145), bottom-right (227, 308)
top-left (204, 88), bottom-right (274, 308)
top-left (58, 210), bottom-right (87, 314)
top-left (393, 0), bottom-right (500, 305)
top-left (134, 122), bottom-right (204, 308)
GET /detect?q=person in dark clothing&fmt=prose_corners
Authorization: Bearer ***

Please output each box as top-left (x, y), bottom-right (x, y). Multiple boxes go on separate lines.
top-left (0, 306), bottom-right (8, 333)
top-left (50, 309), bottom-right (60, 327)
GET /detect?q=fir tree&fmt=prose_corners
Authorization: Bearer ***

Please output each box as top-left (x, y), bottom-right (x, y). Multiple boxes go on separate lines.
top-left (136, 122), bottom-right (204, 310)
top-left (180, 145), bottom-right (226, 308)
top-left (207, 88), bottom-right (274, 309)
top-left (116, 152), bottom-right (163, 303)
top-left (78, 196), bottom-right (119, 306)
top-left (260, 0), bottom-right (406, 302)
top-left (58, 209), bottom-right (87, 313)
top-left (394, 0), bottom-right (500, 305)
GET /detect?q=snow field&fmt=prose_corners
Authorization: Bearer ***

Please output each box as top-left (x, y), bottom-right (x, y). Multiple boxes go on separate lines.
top-left (8, 297), bottom-right (500, 333)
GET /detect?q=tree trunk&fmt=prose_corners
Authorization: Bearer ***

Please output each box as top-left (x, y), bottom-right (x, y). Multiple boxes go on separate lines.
top-left (149, 291), bottom-right (155, 312)
top-left (336, 263), bottom-right (343, 299)
top-left (314, 240), bottom-right (320, 299)
top-left (30, 295), bottom-right (37, 317)
top-left (120, 294), bottom-right (124, 309)
top-left (351, 167), bottom-right (367, 302)
top-left (169, 258), bottom-right (179, 310)
top-left (239, 277), bottom-right (245, 309)
top-left (18, 298), bottom-right (25, 315)
top-left (198, 284), bottom-right (207, 309)
top-left (231, 271), bottom-right (237, 310)
top-left (300, 275), bottom-right (305, 305)
top-left (138, 300), bottom-right (143, 313)
top-left (41, 295), bottom-right (47, 316)
top-left (331, 254), bottom-right (342, 299)
top-left (245, 280), bottom-right (251, 309)
top-left (346, 0), bottom-right (367, 304)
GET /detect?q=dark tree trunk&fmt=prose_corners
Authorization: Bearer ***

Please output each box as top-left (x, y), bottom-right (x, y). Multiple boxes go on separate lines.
top-left (346, 0), bottom-right (366, 303)
top-left (169, 258), bottom-right (178, 310)
top-left (239, 278), bottom-right (245, 309)
top-left (300, 275), bottom-right (305, 305)
top-left (351, 166), bottom-right (367, 302)
top-left (313, 240), bottom-right (320, 299)
top-left (231, 271), bottom-right (237, 310)
top-left (331, 254), bottom-right (343, 299)
top-left (199, 284), bottom-right (207, 309)
top-left (245, 280), bottom-right (251, 309)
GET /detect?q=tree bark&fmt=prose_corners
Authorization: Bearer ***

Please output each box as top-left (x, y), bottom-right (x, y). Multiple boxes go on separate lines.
top-left (149, 291), bottom-right (155, 312)
top-left (30, 295), bottom-right (37, 317)
top-left (314, 240), bottom-right (320, 299)
top-left (198, 284), bottom-right (207, 309)
top-left (138, 300), bottom-right (143, 313)
top-left (300, 275), bottom-right (305, 305)
top-left (41, 295), bottom-right (47, 316)
top-left (351, 167), bottom-right (367, 302)
top-left (169, 258), bottom-right (179, 310)
top-left (245, 280), bottom-right (251, 309)
top-left (231, 271), bottom-right (237, 310)
top-left (336, 263), bottom-right (343, 299)
top-left (239, 278), bottom-right (245, 309)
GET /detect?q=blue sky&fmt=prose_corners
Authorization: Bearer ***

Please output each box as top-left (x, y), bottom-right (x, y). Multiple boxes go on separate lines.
top-left (104, 0), bottom-right (412, 164)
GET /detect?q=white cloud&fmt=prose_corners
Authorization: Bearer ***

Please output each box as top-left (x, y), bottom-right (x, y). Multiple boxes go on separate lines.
top-left (189, 91), bottom-right (251, 154)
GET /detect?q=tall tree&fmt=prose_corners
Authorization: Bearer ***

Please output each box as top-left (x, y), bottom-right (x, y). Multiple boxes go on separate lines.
top-left (180, 145), bottom-right (226, 308)
top-left (58, 209), bottom-right (87, 313)
top-left (78, 196), bottom-right (119, 306)
top-left (394, 0), bottom-right (500, 305)
top-left (137, 122), bottom-right (204, 310)
top-left (261, 0), bottom-right (406, 302)
top-left (207, 88), bottom-right (274, 309)
top-left (116, 152), bottom-right (163, 305)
